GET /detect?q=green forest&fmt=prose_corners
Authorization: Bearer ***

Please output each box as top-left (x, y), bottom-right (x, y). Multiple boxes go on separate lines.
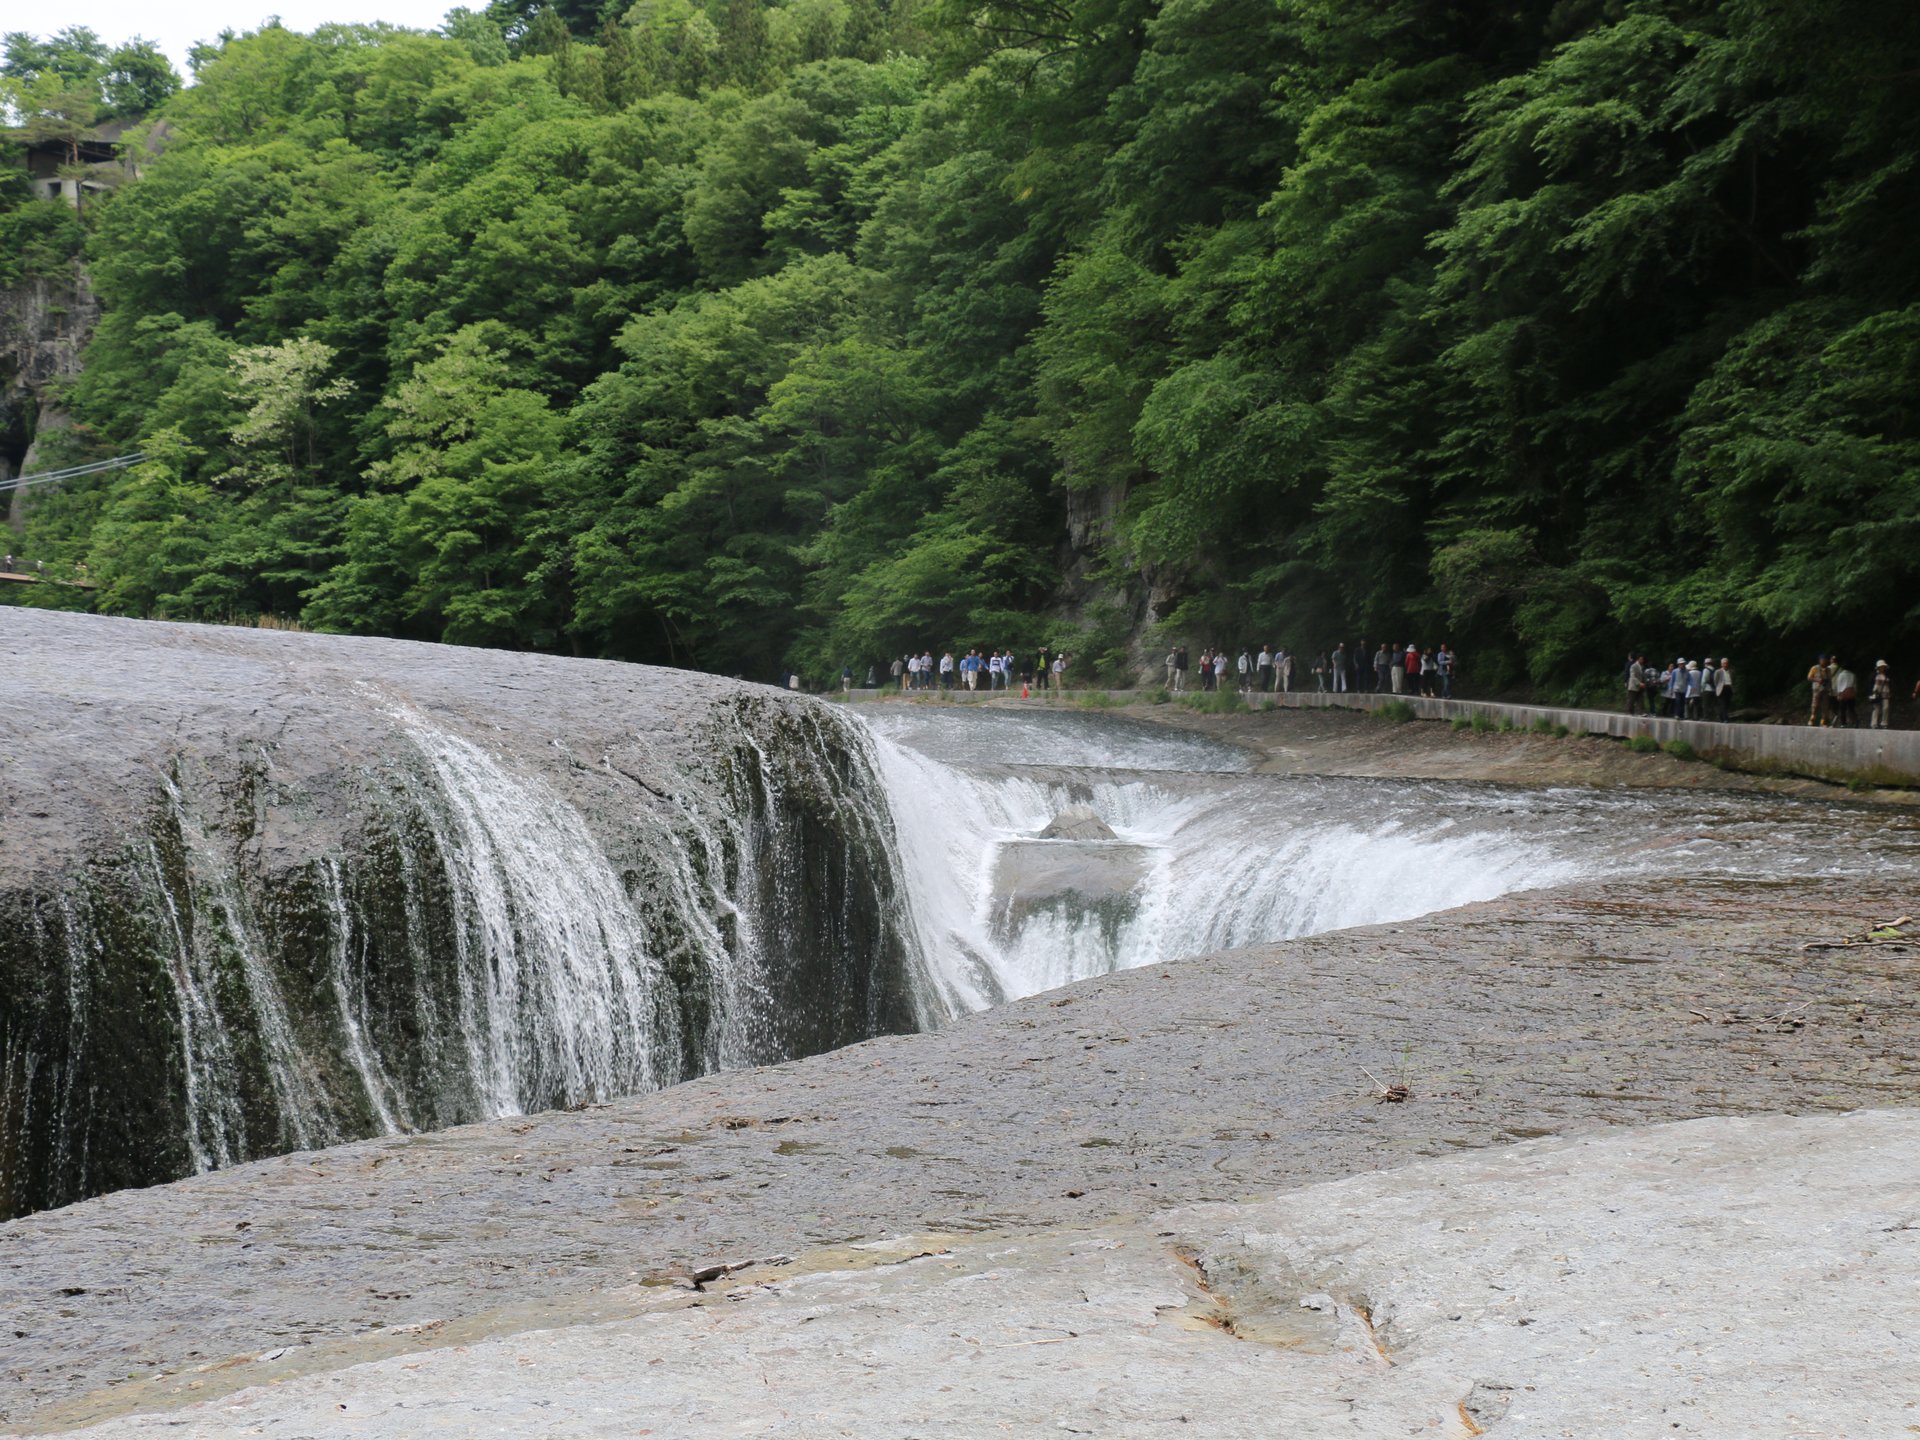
top-left (3, 0), bottom-right (1917, 696)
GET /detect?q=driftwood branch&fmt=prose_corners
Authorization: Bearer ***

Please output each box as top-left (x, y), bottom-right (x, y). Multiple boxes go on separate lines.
top-left (1801, 915), bottom-right (1913, 952)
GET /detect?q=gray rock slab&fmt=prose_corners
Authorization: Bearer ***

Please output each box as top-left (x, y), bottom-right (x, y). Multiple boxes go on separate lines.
top-left (30, 1109), bottom-right (1920, 1439)
top-left (0, 608), bottom-right (791, 886)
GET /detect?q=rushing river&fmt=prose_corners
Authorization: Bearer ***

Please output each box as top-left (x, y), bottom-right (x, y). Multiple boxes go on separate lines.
top-left (856, 706), bottom-right (1920, 1012)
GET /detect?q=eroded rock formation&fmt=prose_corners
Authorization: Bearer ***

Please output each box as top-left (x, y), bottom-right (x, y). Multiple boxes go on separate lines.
top-left (0, 609), bottom-right (923, 1219)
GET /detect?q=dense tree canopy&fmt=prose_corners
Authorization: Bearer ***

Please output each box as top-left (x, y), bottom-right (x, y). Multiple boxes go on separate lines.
top-left (5, 0), bottom-right (1919, 696)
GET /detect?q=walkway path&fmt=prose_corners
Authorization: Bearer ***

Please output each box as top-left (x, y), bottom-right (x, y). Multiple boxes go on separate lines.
top-left (847, 685), bottom-right (1920, 785)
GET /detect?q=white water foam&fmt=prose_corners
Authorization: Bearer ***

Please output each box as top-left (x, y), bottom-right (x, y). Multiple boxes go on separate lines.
top-left (395, 711), bottom-right (679, 1115)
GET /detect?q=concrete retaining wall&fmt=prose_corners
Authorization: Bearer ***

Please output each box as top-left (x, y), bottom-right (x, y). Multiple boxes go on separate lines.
top-left (845, 686), bottom-right (1920, 787)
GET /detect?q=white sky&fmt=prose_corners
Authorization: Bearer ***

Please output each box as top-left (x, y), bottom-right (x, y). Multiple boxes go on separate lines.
top-left (30, 3), bottom-right (461, 80)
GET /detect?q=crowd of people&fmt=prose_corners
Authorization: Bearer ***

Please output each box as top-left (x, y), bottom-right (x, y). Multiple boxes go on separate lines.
top-left (1623, 656), bottom-right (1738, 722)
top-left (1626, 654), bottom-right (1900, 728)
top-left (825, 641), bottom-right (1911, 732)
top-left (1798, 655), bottom-right (1902, 730)
top-left (862, 648), bottom-right (1074, 693)
top-left (1159, 642), bottom-right (1460, 698)
top-left (1625, 653), bottom-right (1913, 728)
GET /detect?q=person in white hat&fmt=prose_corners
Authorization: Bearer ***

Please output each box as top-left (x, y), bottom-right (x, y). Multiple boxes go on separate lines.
top-left (1871, 661), bottom-right (1893, 729)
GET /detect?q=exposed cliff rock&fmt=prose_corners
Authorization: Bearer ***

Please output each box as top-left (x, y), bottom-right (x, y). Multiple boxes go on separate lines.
top-left (0, 260), bottom-right (100, 520)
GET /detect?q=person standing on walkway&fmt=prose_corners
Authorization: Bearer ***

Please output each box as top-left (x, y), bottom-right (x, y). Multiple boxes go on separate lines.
top-left (1052, 651), bottom-right (1068, 692)
top-left (1683, 661), bottom-right (1704, 719)
top-left (1173, 646), bottom-right (1187, 693)
top-left (1236, 648), bottom-right (1251, 693)
top-left (1256, 645), bottom-right (1272, 692)
top-left (1437, 644), bottom-right (1455, 699)
top-left (1871, 661), bottom-right (1893, 729)
top-left (1807, 655), bottom-right (1830, 726)
top-left (1331, 643), bottom-right (1348, 693)
top-left (1166, 647), bottom-right (1179, 692)
top-left (1866, 664), bottom-right (1896, 733)
top-left (1832, 660), bottom-right (1859, 728)
top-left (1625, 654), bottom-right (1645, 714)
top-left (1714, 658), bottom-right (1734, 722)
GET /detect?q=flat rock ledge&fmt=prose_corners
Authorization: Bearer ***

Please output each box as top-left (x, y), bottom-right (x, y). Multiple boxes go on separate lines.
top-left (21, 1110), bottom-right (1920, 1439)
top-left (3, 872), bottom-right (1917, 1434)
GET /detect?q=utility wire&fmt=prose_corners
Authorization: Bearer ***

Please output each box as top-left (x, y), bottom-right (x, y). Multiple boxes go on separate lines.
top-left (0, 453), bottom-right (148, 493)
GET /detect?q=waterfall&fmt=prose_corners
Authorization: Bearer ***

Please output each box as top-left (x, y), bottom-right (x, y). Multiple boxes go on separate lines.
top-left (392, 709), bottom-right (679, 1115)
top-left (0, 674), bottom-right (920, 1220)
top-left (858, 708), bottom-right (1584, 1011)
top-left (854, 704), bottom-right (1920, 1018)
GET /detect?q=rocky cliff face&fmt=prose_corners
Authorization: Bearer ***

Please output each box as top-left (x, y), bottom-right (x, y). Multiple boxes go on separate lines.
top-left (0, 261), bottom-right (100, 514)
top-left (0, 611), bottom-right (924, 1219)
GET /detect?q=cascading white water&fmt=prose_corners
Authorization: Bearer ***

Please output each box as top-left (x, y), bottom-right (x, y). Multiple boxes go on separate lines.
top-left (155, 772), bottom-right (327, 1155)
top-left (864, 722), bottom-right (1580, 1011)
top-left (855, 703), bottom-right (1920, 1020)
top-left (112, 696), bottom-right (915, 1179)
top-left (395, 711), bottom-right (680, 1114)
top-left (319, 858), bottom-right (402, 1133)
top-left (143, 841), bottom-right (240, 1171)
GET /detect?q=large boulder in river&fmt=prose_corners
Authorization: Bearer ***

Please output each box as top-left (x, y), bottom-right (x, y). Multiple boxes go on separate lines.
top-left (1036, 804), bottom-right (1117, 841)
top-left (0, 610), bottom-right (924, 1221)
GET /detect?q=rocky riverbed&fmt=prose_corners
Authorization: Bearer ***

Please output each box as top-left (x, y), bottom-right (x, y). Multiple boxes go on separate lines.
top-left (3, 872), bottom-right (1914, 1433)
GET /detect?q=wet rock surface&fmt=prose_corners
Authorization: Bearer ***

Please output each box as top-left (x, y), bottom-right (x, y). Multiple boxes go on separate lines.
top-left (3, 873), bottom-right (1914, 1431)
top-left (27, 1108), bottom-right (1918, 1439)
top-left (1037, 803), bottom-right (1119, 840)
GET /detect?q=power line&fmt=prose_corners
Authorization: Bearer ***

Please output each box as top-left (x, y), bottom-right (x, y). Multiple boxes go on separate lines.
top-left (0, 453), bottom-right (148, 493)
